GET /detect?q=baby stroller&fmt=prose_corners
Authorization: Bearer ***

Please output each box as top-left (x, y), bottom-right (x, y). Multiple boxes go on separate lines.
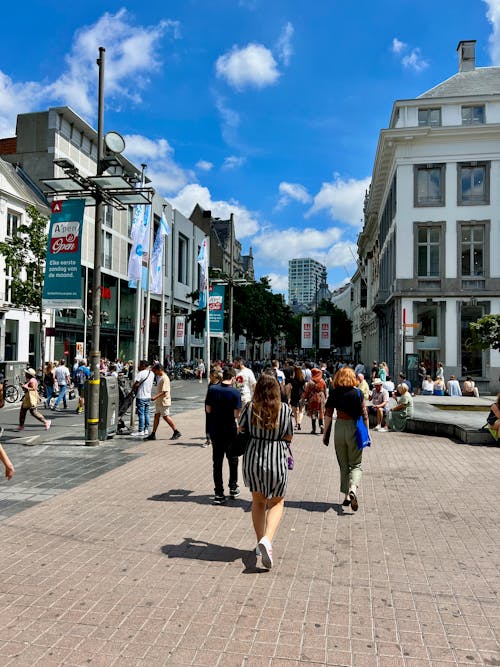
top-left (117, 384), bottom-right (134, 435)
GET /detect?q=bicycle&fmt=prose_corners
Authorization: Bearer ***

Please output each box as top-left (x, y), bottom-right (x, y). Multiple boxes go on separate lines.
top-left (3, 381), bottom-right (20, 403)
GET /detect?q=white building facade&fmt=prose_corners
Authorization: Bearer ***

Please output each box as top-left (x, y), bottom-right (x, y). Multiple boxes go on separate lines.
top-left (288, 258), bottom-right (327, 311)
top-left (359, 41), bottom-right (500, 393)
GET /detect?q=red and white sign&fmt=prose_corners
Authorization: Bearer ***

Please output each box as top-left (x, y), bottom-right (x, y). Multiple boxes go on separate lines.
top-left (174, 316), bottom-right (186, 347)
top-left (301, 316), bottom-right (313, 349)
top-left (49, 221), bottom-right (80, 254)
top-left (319, 316), bottom-right (331, 349)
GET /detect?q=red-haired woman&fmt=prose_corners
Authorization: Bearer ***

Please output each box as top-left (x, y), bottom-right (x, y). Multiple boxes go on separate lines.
top-left (303, 367), bottom-right (327, 434)
top-left (323, 367), bottom-right (368, 512)
top-left (239, 373), bottom-right (293, 569)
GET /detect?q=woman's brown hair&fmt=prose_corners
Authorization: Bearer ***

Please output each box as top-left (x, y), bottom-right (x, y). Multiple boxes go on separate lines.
top-left (293, 365), bottom-right (304, 382)
top-left (252, 373), bottom-right (281, 429)
top-left (332, 367), bottom-right (358, 388)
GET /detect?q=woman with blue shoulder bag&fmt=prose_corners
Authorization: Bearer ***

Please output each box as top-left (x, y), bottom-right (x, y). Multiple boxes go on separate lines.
top-left (323, 367), bottom-right (369, 512)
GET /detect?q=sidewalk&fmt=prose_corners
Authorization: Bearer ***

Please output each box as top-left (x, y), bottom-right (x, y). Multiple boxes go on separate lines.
top-left (0, 406), bottom-right (499, 667)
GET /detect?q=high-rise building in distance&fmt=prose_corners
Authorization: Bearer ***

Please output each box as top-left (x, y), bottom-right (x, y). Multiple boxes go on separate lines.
top-left (288, 258), bottom-right (327, 311)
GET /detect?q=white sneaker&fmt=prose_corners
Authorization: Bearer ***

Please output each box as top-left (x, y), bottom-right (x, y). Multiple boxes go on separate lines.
top-left (374, 425), bottom-right (381, 431)
top-left (130, 431), bottom-right (144, 437)
top-left (258, 536), bottom-right (273, 569)
top-left (379, 427), bottom-right (389, 432)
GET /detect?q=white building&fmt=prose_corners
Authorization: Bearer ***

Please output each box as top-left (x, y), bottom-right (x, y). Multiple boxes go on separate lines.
top-left (358, 40), bottom-right (500, 392)
top-left (0, 157), bottom-right (54, 367)
top-left (288, 258), bottom-right (327, 311)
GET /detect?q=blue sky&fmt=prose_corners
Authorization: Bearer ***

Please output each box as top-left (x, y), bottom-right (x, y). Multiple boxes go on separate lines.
top-left (1, 0), bottom-right (499, 294)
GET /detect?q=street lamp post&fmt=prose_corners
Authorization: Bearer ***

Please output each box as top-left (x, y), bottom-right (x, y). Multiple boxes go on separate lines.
top-left (41, 46), bottom-right (154, 446)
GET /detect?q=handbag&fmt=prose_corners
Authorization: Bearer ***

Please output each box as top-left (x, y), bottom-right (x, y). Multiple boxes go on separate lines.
top-left (286, 444), bottom-right (294, 470)
top-left (355, 389), bottom-right (371, 451)
top-left (22, 389), bottom-right (39, 409)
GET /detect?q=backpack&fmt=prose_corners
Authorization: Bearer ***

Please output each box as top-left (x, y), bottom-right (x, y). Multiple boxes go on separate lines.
top-left (75, 367), bottom-right (88, 385)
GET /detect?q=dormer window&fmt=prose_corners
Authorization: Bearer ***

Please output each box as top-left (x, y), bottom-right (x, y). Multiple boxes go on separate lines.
top-left (461, 105), bottom-right (485, 126)
top-left (418, 107), bottom-right (441, 127)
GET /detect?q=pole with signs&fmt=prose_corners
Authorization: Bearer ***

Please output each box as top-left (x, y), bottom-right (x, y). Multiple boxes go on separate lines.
top-left (318, 316), bottom-right (331, 350)
top-left (301, 316), bottom-right (313, 350)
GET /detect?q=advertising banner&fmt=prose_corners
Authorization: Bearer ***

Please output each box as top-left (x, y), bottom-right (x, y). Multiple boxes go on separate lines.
top-left (209, 284), bottom-right (225, 334)
top-left (42, 199), bottom-right (85, 308)
top-left (174, 316), bottom-right (186, 347)
top-left (319, 316), bottom-right (331, 349)
top-left (301, 316), bottom-right (313, 349)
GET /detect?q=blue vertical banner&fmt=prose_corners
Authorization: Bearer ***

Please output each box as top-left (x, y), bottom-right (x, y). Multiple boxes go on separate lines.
top-left (42, 199), bottom-right (85, 308)
top-left (209, 284), bottom-right (225, 334)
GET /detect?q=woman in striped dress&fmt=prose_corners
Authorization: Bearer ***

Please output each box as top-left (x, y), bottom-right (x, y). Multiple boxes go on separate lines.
top-left (239, 374), bottom-right (293, 569)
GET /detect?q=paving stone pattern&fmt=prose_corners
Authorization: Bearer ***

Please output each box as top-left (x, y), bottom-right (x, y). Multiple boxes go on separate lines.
top-left (0, 409), bottom-right (499, 667)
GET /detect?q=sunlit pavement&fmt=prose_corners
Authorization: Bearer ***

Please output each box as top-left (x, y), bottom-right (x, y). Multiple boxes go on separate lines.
top-left (0, 388), bottom-right (499, 666)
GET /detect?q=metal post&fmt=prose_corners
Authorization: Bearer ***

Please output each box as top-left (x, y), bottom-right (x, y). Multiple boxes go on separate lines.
top-left (228, 213), bottom-right (234, 363)
top-left (85, 46), bottom-right (105, 447)
top-left (143, 194), bottom-right (154, 359)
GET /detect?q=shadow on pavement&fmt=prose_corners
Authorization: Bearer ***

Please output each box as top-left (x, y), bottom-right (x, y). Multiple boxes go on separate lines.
top-left (160, 537), bottom-right (268, 574)
top-left (149, 489), bottom-right (346, 515)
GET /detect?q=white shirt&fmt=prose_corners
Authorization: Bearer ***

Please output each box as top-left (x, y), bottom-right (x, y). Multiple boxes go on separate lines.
top-left (135, 368), bottom-right (154, 399)
top-left (234, 366), bottom-right (256, 404)
top-left (55, 366), bottom-right (70, 386)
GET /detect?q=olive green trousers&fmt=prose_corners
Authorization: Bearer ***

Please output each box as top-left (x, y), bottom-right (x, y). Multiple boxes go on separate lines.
top-left (333, 419), bottom-right (363, 495)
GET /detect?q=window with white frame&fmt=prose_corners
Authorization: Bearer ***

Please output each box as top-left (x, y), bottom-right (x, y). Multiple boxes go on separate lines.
top-left (416, 224), bottom-right (442, 277)
top-left (6, 211), bottom-right (19, 237)
top-left (460, 224), bottom-right (485, 279)
top-left (414, 164), bottom-right (445, 206)
top-left (177, 233), bottom-right (189, 285)
top-left (461, 105), bottom-right (485, 126)
top-left (418, 107), bottom-right (441, 127)
top-left (102, 230), bottom-right (112, 270)
top-left (458, 162), bottom-right (489, 205)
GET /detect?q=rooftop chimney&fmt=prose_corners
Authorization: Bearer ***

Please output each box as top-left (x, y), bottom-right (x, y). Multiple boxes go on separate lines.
top-left (457, 40), bottom-right (476, 73)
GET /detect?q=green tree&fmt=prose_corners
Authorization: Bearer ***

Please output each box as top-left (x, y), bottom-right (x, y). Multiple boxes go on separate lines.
top-left (0, 205), bottom-right (49, 364)
top-left (232, 277), bottom-right (293, 357)
top-left (469, 314), bottom-right (500, 351)
top-left (316, 299), bottom-right (352, 349)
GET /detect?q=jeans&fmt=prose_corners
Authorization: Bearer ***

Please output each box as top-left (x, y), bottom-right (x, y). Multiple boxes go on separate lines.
top-left (54, 384), bottom-right (67, 408)
top-left (45, 384), bottom-right (55, 406)
top-left (211, 434), bottom-right (239, 497)
top-left (136, 398), bottom-right (151, 432)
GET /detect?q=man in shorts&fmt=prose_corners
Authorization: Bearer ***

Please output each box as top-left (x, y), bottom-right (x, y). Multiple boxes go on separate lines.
top-left (145, 363), bottom-right (181, 441)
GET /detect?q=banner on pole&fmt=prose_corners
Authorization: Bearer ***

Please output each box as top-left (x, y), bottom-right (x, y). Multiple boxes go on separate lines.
top-left (319, 316), bottom-right (331, 349)
top-left (301, 316), bottom-right (313, 349)
top-left (174, 316), bottom-right (186, 347)
top-left (42, 199), bottom-right (85, 308)
top-left (208, 284), bottom-right (224, 334)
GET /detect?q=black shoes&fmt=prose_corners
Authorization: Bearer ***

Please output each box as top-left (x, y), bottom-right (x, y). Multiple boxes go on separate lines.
top-left (349, 490), bottom-right (359, 512)
top-left (145, 432), bottom-right (156, 440)
top-left (213, 495), bottom-right (226, 505)
top-left (229, 487), bottom-right (240, 498)
top-left (170, 430), bottom-right (181, 440)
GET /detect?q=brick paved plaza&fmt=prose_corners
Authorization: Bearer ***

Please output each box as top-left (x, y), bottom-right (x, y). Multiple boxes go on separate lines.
top-left (0, 406), bottom-right (499, 667)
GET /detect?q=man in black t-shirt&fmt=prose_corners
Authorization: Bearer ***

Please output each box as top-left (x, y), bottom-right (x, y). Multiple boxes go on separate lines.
top-left (205, 367), bottom-right (242, 505)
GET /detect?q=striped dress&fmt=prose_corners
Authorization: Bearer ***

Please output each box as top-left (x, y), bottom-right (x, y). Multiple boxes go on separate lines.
top-left (241, 403), bottom-right (293, 498)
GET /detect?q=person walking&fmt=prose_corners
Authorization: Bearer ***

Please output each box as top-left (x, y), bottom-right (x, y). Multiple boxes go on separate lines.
top-left (289, 364), bottom-right (306, 430)
top-left (145, 364), bottom-right (181, 440)
top-left (204, 366), bottom-right (223, 447)
top-left (0, 382), bottom-right (14, 479)
top-left (43, 362), bottom-right (56, 409)
top-left (239, 373), bottom-right (293, 569)
top-left (303, 367), bottom-right (327, 434)
top-left (73, 360), bottom-right (90, 413)
top-left (197, 358), bottom-right (206, 383)
top-left (205, 367), bottom-right (242, 505)
top-left (323, 367), bottom-right (368, 512)
top-left (16, 368), bottom-right (51, 432)
top-left (417, 361), bottom-right (427, 394)
top-left (131, 360), bottom-right (154, 437)
top-left (52, 359), bottom-right (71, 410)
top-left (233, 357), bottom-right (256, 406)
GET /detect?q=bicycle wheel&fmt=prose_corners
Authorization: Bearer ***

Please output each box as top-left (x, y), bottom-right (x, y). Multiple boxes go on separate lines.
top-left (5, 385), bottom-right (19, 403)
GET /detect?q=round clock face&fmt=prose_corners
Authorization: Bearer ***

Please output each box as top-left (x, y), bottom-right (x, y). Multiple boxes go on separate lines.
top-left (104, 131), bottom-right (125, 154)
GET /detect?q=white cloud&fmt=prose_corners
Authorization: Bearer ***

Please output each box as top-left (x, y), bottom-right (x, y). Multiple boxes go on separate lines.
top-left (251, 225), bottom-right (344, 271)
top-left (216, 43), bottom-right (280, 90)
top-left (391, 37), bottom-right (428, 72)
top-left (391, 37), bottom-right (406, 55)
top-left (214, 95), bottom-right (241, 145)
top-left (277, 181), bottom-right (312, 208)
top-left (402, 49), bottom-right (429, 72)
top-left (306, 174), bottom-right (371, 227)
top-left (169, 183), bottom-right (260, 238)
top-left (266, 272), bottom-right (289, 292)
top-left (484, 0), bottom-right (500, 64)
top-left (196, 160), bottom-right (213, 171)
top-left (123, 134), bottom-right (194, 194)
top-left (276, 22), bottom-right (294, 66)
top-left (222, 155), bottom-right (247, 170)
top-left (0, 71), bottom-right (46, 136)
top-left (48, 10), bottom-right (179, 116)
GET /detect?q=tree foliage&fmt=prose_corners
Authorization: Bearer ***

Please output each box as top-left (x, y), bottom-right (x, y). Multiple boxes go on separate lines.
top-left (0, 204), bottom-right (49, 361)
top-left (316, 299), bottom-right (352, 348)
top-left (469, 314), bottom-right (500, 351)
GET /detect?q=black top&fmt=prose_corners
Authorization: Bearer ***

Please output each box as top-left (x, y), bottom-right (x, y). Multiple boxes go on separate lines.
top-left (325, 386), bottom-right (363, 419)
top-left (205, 382), bottom-right (242, 437)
